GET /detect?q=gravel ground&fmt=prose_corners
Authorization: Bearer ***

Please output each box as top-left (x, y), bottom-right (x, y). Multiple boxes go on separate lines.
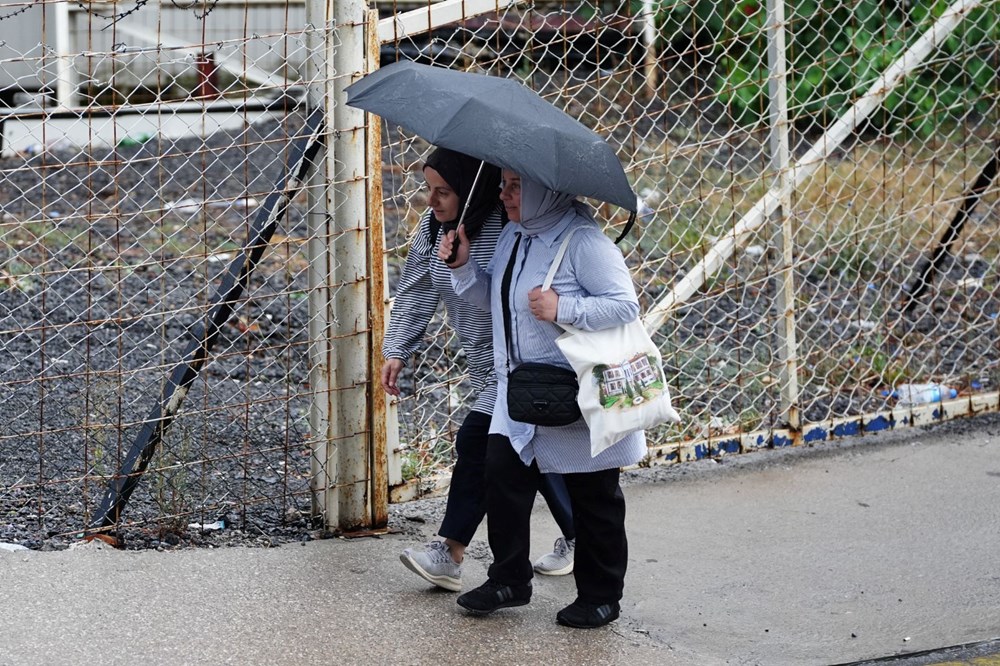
top-left (1, 110), bottom-right (320, 550)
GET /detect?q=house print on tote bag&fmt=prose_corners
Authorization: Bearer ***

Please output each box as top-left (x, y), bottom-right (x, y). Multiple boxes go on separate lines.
top-left (593, 352), bottom-right (666, 410)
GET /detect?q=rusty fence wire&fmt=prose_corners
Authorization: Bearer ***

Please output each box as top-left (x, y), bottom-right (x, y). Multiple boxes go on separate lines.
top-left (2, 0), bottom-right (999, 548)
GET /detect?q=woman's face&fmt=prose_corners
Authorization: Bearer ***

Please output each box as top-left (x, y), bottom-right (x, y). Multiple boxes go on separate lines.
top-left (499, 170), bottom-right (522, 222)
top-left (423, 166), bottom-right (460, 222)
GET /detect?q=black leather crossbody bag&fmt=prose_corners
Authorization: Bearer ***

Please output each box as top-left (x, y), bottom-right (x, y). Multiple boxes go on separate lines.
top-left (501, 234), bottom-right (581, 427)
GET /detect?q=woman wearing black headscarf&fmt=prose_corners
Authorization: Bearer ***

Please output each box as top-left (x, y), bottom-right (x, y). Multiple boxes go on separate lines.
top-left (381, 147), bottom-right (576, 592)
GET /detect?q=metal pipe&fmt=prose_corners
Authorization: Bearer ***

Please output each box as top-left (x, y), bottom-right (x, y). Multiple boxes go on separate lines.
top-left (365, 8), bottom-right (390, 526)
top-left (378, 0), bottom-right (524, 43)
top-left (304, 0), bottom-right (335, 527)
top-left (329, 0), bottom-right (373, 531)
top-left (195, 53), bottom-right (220, 100)
top-left (903, 143), bottom-right (1000, 312)
top-left (54, 0), bottom-right (75, 109)
top-left (640, 0), bottom-right (659, 95)
top-left (766, 0), bottom-right (799, 431)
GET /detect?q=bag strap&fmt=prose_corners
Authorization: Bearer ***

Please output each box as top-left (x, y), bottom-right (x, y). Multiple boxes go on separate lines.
top-left (541, 227), bottom-right (581, 291)
top-left (500, 233), bottom-right (522, 371)
top-left (504, 227), bottom-right (581, 366)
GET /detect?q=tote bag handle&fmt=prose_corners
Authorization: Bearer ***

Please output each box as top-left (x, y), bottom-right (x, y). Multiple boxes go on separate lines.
top-left (541, 227), bottom-right (581, 292)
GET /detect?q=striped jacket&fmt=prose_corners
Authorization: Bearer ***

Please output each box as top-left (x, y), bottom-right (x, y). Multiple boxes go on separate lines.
top-left (381, 205), bottom-right (504, 414)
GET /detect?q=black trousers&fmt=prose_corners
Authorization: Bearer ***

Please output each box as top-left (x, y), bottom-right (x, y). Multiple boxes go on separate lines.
top-left (439, 412), bottom-right (575, 545)
top-left (485, 434), bottom-right (628, 604)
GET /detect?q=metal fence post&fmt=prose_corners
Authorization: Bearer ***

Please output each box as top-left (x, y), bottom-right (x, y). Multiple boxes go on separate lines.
top-left (305, 0), bottom-right (337, 526)
top-left (306, 0), bottom-right (381, 533)
top-left (640, 0), bottom-right (659, 95)
top-left (766, 0), bottom-right (800, 433)
top-left (329, 0), bottom-right (375, 530)
top-left (365, 9), bottom-right (390, 525)
top-left (54, 1), bottom-right (76, 108)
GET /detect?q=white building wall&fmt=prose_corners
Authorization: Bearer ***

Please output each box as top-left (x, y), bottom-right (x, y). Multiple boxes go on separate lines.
top-left (1, 0), bottom-right (311, 95)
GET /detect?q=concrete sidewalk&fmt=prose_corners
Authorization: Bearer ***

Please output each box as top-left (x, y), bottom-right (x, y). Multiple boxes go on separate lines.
top-left (2, 415), bottom-right (999, 665)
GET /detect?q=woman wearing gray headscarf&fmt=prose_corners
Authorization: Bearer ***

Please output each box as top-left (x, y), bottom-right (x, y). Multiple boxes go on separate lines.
top-left (383, 149), bottom-right (577, 595)
top-left (439, 170), bottom-right (645, 628)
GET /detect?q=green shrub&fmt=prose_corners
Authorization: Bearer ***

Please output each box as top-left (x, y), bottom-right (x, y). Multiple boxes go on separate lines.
top-left (655, 0), bottom-right (999, 137)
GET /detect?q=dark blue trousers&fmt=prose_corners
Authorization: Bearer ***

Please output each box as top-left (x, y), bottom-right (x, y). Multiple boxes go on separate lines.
top-left (438, 411), bottom-right (574, 545)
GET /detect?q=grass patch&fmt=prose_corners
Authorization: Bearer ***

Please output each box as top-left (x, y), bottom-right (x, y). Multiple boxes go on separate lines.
top-left (0, 259), bottom-right (35, 292)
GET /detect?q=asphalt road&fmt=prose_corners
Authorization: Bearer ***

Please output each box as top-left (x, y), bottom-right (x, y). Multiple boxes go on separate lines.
top-left (2, 414), bottom-right (999, 665)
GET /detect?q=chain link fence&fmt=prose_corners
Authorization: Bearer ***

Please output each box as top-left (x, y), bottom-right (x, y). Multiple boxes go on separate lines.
top-left (2, 0), bottom-right (998, 548)
top-left (0, 2), bottom-right (339, 547)
top-left (381, 0), bottom-right (1000, 482)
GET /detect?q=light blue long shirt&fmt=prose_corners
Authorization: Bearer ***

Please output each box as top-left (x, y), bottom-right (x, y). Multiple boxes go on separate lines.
top-left (450, 209), bottom-right (647, 473)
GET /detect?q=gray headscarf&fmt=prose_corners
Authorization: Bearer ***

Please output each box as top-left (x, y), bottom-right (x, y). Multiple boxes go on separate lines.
top-left (517, 177), bottom-right (595, 236)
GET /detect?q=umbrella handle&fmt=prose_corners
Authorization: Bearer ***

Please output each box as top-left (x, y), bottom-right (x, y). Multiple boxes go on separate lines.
top-left (456, 160), bottom-right (486, 226)
top-left (441, 222), bottom-right (462, 264)
top-left (445, 160), bottom-right (486, 264)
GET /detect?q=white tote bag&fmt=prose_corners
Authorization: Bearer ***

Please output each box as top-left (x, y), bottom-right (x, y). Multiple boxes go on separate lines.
top-left (546, 229), bottom-right (681, 456)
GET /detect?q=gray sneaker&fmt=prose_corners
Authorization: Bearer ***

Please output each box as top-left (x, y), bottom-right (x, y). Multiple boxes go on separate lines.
top-left (533, 537), bottom-right (575, 576)
top-left (400, 541), bottom-right (462, 591)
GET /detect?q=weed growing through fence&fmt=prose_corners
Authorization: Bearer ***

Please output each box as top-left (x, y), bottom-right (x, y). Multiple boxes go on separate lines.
top-left (79, 376), bottom-right (122, 486)
top-left (738, 406), bottom-right (764, 433)
top-left (400, 451), bottom-right (421, 483)
top-left (0, 259), bottom-right (35, 292)
top-left (150, 416), bottom-right (195, 531)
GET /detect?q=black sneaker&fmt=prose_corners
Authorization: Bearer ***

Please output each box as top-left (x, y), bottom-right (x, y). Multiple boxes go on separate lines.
top-left (556, 599), bottom-right (621, 628)
top-left (456, 579), bottom-right (532, 615)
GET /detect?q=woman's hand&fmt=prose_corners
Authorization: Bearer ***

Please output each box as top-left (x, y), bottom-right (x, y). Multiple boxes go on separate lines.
top-left (527, 286), bottom-right (559, 322)
top-left (437, 224), bottom-right (470, 268)
top-left (380, 358), bottom-right (404, 396)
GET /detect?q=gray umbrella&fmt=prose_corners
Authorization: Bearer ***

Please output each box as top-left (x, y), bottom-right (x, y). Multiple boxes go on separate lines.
top-left (345, 60), bottom-right (637, 214)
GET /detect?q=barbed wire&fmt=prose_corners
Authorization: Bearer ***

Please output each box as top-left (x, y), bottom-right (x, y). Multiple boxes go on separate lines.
top-left (0, 0), bottom-right (219, 27)
top-left (72, 0), bottom-right (149, 24)
top-left (0, 0), bottom-right (39, 22)
top-left (169, 0), bottom-right (221, 20)
top-left (68, 0), bottom-right (220, 25)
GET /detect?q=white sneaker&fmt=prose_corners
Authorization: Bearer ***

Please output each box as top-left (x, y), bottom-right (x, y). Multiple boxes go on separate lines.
top-left (400, 541), bottom-right (462, 591)
top-left (533, 537), bottom-right (575, 576)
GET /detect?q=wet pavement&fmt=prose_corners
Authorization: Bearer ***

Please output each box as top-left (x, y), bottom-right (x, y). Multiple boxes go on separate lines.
top-left (1, 414), bottom-right (999, 665)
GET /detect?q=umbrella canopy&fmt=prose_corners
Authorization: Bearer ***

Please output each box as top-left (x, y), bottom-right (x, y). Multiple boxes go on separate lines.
top-left (345, 60), bottom-right (637, 212)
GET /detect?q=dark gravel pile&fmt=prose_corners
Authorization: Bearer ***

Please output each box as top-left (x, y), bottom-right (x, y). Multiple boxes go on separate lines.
top-left (1, 111), bottom-right (323, 550)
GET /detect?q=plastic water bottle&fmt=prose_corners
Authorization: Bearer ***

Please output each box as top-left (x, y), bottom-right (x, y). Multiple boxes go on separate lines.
top-left (887, 383), bottom-right (958, 405)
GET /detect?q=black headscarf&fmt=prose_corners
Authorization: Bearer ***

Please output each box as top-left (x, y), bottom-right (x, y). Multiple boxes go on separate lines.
top-left (423, 147), bottom-right (503, 242)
